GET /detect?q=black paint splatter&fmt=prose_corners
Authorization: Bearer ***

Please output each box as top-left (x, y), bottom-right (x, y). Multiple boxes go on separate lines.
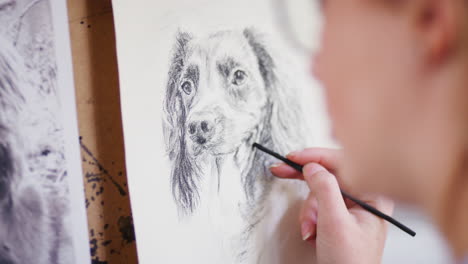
top-left (80, 136), bottom-right (136, 262)
top-left (118, 216), bottom-right (135, 244)
top-left (91, 258), bottom-right (108, 264)
top-left (101, 240), bottom-right (112, 246)
top-left (79, 138), bottom-right (127, 196)
top-left (90, 238), bottom-right (98, 257)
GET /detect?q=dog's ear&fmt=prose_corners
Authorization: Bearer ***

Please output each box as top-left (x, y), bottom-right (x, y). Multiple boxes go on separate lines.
top-left (0, 40), bottom-right (25, 206)
top-left (163, 31), bottom-right (192, 158)
top-left (0, 139), bottom-right (14, 204)
top-left (0, 37), bottom-right (25, 120)
top-left (162, 31), bottom-right (201, 215)
top-left (243, 28), bottom-right (276, 89)
top-left (243, 28), bottom-right (305, 153)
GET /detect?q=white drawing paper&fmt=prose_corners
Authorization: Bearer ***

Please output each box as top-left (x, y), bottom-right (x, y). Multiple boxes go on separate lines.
top-left (113, 1), bottom-right (330, 263)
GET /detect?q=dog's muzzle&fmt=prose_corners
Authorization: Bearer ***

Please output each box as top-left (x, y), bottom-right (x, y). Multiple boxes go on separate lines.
top-left (187, 113), bottom-right (215, 145)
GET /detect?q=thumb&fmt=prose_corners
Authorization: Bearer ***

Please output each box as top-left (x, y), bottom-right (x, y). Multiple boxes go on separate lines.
top-left (302, 163), bottom-right (349, 226)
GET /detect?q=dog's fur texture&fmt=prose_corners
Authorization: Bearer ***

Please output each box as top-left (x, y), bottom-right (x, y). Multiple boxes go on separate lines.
top-left (164, 28), bottom-right (305, 212)
top-left (0, 36), bottom-right (66, 264)
top-left (163, 28), bottom-right (310, 261)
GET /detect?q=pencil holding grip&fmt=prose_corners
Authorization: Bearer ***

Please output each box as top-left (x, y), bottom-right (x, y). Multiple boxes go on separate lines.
top-left (252, 142), bottom-right (416, 237)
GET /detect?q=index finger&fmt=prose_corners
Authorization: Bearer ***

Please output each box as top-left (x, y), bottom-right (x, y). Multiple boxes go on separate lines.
top-left (287, 148), bottom-right (342, 173)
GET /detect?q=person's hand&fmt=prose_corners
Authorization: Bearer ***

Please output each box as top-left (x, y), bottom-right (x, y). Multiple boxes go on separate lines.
top-left (270, 148), bottom-right (393, 264)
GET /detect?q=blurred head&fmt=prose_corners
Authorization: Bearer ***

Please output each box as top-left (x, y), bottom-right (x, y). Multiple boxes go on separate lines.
top-left (314, 0), bottom-right (468, 212)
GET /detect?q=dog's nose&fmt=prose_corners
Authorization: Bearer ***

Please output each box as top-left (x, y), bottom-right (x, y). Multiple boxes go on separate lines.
top-left (187, 120), bottom-right (214, 144)
top-left (188, 121), bottom-right (211, 134)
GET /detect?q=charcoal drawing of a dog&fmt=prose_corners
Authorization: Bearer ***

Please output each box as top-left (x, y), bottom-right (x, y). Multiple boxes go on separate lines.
top-left (163, 28), bottom-right (313, 262)
top-left (0, 37), bottom-right (57, 264)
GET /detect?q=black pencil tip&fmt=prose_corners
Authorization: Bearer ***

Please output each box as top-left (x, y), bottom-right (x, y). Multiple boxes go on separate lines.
top-left (252, 142), bottom-right (259, 149)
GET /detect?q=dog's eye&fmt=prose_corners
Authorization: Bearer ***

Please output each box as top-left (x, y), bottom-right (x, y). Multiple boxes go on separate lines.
top-left (180, 80), bottom-right (193, 95)
top-left (232, 70), bottom-right (247, 86)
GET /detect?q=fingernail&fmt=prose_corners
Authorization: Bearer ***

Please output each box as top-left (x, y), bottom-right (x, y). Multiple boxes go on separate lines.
top-left (286, 151), bottom-right (298, 158)
top-left (303, 163), bottom-right (326, 177)
top-left (269, 162), bottom-right (284, 169)
top-left (301, 222), bottom-right (313, 241)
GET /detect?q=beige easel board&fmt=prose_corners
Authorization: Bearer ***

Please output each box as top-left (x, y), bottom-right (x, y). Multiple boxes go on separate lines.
top-left (67, 0), bottom-right (138, 263)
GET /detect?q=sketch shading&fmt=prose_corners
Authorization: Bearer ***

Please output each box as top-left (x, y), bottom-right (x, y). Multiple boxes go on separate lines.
top-left (163, 28), bottom-right (309, 260)
top-left (0, 1), bottom-right (86, 263)
top-left (164, 28), bottom-right (305, 213)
